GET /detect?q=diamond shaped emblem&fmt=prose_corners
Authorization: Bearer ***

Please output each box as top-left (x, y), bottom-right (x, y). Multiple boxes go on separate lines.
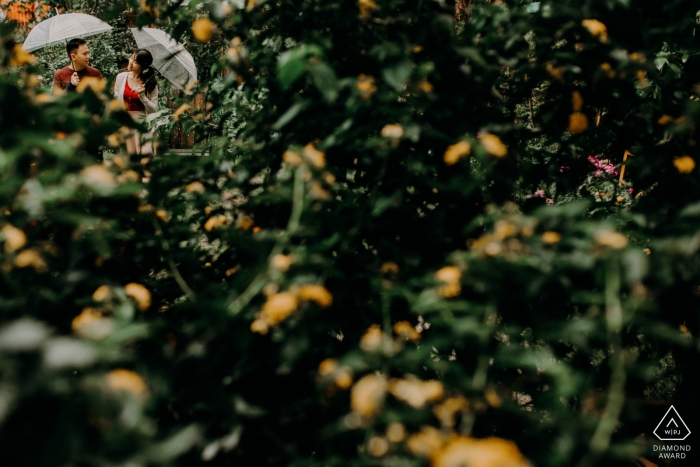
top-left (654, 406), bottom-right (691, 441)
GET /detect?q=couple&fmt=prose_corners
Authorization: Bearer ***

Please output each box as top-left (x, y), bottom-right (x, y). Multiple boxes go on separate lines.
top-left (53, 38), bottom-right (159, 155)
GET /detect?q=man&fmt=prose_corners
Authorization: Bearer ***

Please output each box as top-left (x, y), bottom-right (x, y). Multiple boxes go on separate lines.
top-left (52, 38), bottom-right (103, 94)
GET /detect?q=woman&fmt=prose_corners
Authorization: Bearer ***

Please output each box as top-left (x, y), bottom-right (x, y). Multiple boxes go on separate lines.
top-left (114, 49), bottom-right (159, 155)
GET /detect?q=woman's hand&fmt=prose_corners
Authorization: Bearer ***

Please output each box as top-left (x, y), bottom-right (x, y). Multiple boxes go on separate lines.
top-left (135, 84), bottom-right (146, 94)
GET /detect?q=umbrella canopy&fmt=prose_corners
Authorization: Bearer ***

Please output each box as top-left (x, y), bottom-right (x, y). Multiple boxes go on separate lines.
top-left (22, 13), bottom-right (112, 52)
top-left (130, 27), bottom-right (197, 93)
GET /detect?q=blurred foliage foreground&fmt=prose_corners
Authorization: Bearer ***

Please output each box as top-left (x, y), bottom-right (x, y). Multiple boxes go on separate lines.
top-left (2, 1), bottom-right (700, 466)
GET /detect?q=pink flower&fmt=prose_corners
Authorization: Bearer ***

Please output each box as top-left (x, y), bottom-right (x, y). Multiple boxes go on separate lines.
top-left (560, 165), bottom-right (570, 173)
top-left (534, 189), bottom-right (545, 198)
top-left (546, 198), bottom-right (554, 204)
top-left (628, 188), bottom-right (634, 194)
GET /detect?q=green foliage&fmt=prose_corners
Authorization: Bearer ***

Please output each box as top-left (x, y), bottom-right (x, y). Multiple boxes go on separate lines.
top-left (1, 1), bottom-right (700, 466)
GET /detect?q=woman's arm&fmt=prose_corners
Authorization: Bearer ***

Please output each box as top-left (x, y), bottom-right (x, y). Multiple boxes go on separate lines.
top-left (137, 86), bottom-right (159, 114)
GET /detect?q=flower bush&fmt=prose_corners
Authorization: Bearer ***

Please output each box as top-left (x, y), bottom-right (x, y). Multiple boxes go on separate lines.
top-left (1, 1), bottom-right (700, 466)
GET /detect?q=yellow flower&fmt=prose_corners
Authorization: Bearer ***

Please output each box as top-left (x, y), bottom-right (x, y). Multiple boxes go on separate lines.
top-left (572, 91), bottom-right (583, 112)
top-left (393, 321), bottom-right (421, 341)
top-left (92, 285), bottom-right (112, 302)
top-left (302, 143), bottom-right (326, 168)
top-left (582, 19), bottom-right (608, 42)
top-left (541, 231), bottom-right (561, 244)
top-left (484, 387), bottom-right (502, 407)
top-left (117, 170), bottom-right (140, 184)
top-left (657, 115), bottom-right (674, 125)
top-left (334, 369), bottom-right (353, 389)
top-left (674, 156), bottom-right (695, 173)
top-left (271, 254), bottom-right (294, 271)
top-left (185, 181), bottom-right (205, 193)
top-left (71, 307), bottom-right (101, 331)
top-left (406, 425), bottom-right (445, 457)
top-left (356, 74), bottom-right (377, 99)
top-left (568, 113), bottom-right (588, 134)
top-left (204, 214), bottom-right (228, 231)
top-left (494, 220), bottom-right (517, 240)
top-left (436, 266), bottom-right (462, 298)
top-left (386, 422), bottom-right (407, 443)
top-left (260, 291), bottom-right (298, 325)
top-left (80, 165), bottom-right (117, 189)
top-left (389, 376), bottom-right (443, 408)
top-left (419, 80), bottom-right (434, 93)
top-left (381, 124), bottom-right (404, 139)
top-left (600, 62), bottom-right (616, 78)
top-left (368, 436), bottom-right (389, 457)
top-left (14, 249), bottom-right (47, 272)
top-left (109, 99), bottom-right (126, 112)
top-left (480, 133), bottom-right (508, 157)
top-left (2, 224), bottom-right (26, 253)
top-left (432, 436), bottom-right (530, 467)
top-left (643, 248), bottom-right (651, 255)
top-left (72, 307), bottom-right (113, 339)
top-left (433, 396), bottom-right (469, 427)
top-left (351, 374), bottom-right (387, 417)
top-left (76, 77), bottom-right (107, 93)
top-left (380, 262), bottom-right (399, 274)
top-left (156, 210), bottom-right (170, 223)
top-left (358, 0), bottom-right (377, 18)
top-left (636, 70), bottom-right (648, 88)
top-left (443, 141), bottom-right (471, 165)
top-left (237, 214), bottom-right (254, 230)
top-left (35, 93), bottom-right (54, 104)
top-left (124, 283), bottom-right (151, 311)
top-left (297, 284), bottom-right (333, 307)
top-left (192, 17), bottom-right (215, 43)
top-left (174, 103), bottom-right (191, 121)
top-left (105, 369), bottom-right (148, 399)
top-left (318, 358), bottom-right (339, 376)
top-left (435, 266), bottom-right (461, 284)
top-left (9, 45), bottom-right (36, 67)
top-left (250, 318), bottom-right (269, 334)
top-left (546, 63), bottom-right (565, 81)
top-left (107, 134), bottom-right (121, 147)
top-left (594, 230), bottom-right (628, 250)
top-left (246, 0), bottom-right (257, 11)
top-left (283, 150), bottom-right (303, 165)
top-left (360, 325), bottom-right (384, 352)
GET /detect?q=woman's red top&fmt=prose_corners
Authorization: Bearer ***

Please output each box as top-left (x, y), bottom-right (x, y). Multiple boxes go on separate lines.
top-left (124, 79), bottom-right (146, 112)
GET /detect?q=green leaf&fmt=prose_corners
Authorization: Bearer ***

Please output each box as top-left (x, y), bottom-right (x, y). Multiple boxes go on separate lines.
top-left (273, 102), bottom-right (306, 130)
top-left (382, 61), bottom-right (412, 91)
top-left (309, 62), bottom-right (339, 103)
top-left (277, 44), bottom-right (324, 89)
top-left (142, 425), bottom-right (203, 462)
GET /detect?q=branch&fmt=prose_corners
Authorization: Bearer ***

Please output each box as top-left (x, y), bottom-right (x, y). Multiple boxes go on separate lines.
top-left (150, 214), bottom-right (197, 303)
top-left (227, 165), bottom-right (305, 315)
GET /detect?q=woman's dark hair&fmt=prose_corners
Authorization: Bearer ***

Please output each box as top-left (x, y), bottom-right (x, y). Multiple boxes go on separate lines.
top-left (133, 49), bottom-right (158, 94)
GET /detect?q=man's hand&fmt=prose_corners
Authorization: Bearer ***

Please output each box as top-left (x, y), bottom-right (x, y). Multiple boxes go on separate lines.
top-left (70, 72), bottom-right (80, 87)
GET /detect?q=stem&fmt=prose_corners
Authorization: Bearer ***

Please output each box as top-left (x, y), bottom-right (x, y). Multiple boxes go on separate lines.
top-left (528, 97), bottom-right (535, 128)
top-left (575, 260), bottom-right (626, 467)
top-left (320, 155), bottom-right (390, 283)
top-left (150, 215), bottom-right (196, 303)
top-left (227, 166), bottom-right (305, 315)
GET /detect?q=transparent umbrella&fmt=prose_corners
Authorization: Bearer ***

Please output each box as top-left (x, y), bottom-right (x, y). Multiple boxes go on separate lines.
top-left (130, 27), bottom-right (197, 93)
top-left (22, 13), bottom-right (112, 52)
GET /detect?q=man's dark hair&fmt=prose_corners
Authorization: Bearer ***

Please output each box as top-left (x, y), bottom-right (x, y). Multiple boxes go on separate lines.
top-left (66, 38), bottom-right (86, 60)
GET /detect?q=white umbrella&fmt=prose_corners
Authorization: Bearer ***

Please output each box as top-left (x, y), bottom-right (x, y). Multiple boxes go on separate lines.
top-left (22, 13), bottom-right (112, 52)
top-left (130, 27), bottom-right (197, 93)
